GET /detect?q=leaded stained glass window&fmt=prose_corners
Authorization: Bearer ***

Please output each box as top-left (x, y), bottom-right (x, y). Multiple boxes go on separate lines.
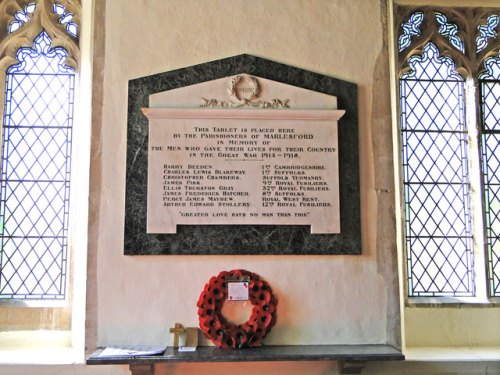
top-left (479, 54), bottom-right (500, 297)
top-left (400, 43), bottom-right (473, 296)
top-left (0, 31), bottom-right (75, 300)
top-left (396, 7), bottom-right (500, 299)
top-left (8, 3), bottom-right (36, 34)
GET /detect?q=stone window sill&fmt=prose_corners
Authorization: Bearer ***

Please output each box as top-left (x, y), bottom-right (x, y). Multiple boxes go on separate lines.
top-left (406, 297), bottom-right (500, 307)
top-left (404, 346), bottom-right (500, 361)
top-left (0, 331), bottom-right (83, 365)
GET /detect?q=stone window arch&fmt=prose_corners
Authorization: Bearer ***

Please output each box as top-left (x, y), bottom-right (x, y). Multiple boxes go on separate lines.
top-left (395, 5), bottom-right (500, 298)
top-left (0, 0), bottom-right (83, 339)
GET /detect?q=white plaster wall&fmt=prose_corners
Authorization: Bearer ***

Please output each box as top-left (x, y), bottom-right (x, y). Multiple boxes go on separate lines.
top-left (96, 0), bottom-right (392, 349)
top-left (405, 308), bottom-right (500, 347)
top-left (1, 360), bottom-right (500, 375)
top-left (0, 1), bottom-right (499, 374)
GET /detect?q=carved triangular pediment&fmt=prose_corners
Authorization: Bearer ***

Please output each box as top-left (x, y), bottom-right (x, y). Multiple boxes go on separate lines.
top-left (149, 74), bottom-right (338, 110)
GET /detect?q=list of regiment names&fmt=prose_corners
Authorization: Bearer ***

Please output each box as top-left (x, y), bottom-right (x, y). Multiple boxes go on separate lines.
top-left (147, 119), bottom-right (341, 234)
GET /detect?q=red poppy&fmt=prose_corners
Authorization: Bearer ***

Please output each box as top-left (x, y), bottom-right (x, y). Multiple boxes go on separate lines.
top-left (197, 269), bottom-right (278, 349)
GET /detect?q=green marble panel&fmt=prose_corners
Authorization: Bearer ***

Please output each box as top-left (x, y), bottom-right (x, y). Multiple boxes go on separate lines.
top-left (125, 55), bottom-right (359, 255)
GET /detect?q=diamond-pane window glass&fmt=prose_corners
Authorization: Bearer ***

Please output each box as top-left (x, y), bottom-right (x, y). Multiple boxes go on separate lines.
top-left (0, 31), bottom-right (75, 300)
top-left (400, 42), bottom-right (474, 297)
top-left (479, 53), bottom-right (500, 297)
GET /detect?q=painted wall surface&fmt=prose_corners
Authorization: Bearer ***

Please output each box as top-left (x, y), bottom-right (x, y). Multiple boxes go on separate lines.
top-left (1, 361), bottom-right (500, 375)
top-left (0, 1), bottom-right (498, 375)
top-left (405, 307), bottom-right (500, 347)
top-left (95, 0), bottom-right (397, 349)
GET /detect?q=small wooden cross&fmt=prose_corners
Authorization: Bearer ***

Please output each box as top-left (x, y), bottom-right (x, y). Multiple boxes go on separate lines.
top-left (169, 323), bottom-right (185, 348)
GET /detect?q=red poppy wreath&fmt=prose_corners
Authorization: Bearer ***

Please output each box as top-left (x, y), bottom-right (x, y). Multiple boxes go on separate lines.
top-left (197, 269), bottom-right (278, 349)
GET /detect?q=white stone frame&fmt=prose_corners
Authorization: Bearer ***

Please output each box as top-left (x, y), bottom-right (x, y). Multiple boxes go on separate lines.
top-left (0, 0), bottom-right (91, 364)
top-left (392, 3), bottom-right (500, 303)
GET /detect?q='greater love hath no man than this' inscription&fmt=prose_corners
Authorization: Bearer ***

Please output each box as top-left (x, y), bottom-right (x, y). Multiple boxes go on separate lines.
top-left (143, 108), bottom-right (344, 234)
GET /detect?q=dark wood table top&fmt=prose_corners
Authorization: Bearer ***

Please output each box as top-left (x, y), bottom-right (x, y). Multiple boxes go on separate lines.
top-left (87, 344), bottom-right (404, 365)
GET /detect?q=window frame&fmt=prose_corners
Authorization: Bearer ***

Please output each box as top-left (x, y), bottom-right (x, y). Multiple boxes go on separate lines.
top-left (0, 0), bottom-right (92, 363)
top-left (0, 1), bottom-right (81, 309)
top-left (391, 3), bottom-right (500, 305)
top-left (0, 30), bottom-right (76, 302)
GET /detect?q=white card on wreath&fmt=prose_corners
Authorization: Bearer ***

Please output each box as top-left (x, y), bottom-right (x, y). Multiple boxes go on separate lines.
top-left (227, 281), bottom-right (249, 301)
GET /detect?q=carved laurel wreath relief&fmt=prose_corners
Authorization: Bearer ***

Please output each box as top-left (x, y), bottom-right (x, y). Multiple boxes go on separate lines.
top-left (201, 75), bottom-right (290, 109)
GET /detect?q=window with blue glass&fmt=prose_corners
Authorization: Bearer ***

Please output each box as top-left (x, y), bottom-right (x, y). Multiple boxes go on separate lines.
top-left (396, 7), bottom-right (500, 298)
top-left (0, 1), bottom-right (79, 301)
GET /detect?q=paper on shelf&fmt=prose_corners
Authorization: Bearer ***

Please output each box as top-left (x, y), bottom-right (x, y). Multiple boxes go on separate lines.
top-left (96, 345), bottom-right (165, 358)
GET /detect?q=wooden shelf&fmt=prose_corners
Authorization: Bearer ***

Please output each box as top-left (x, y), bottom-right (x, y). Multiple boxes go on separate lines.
top-left (87, 344), bottom-right (404, 374)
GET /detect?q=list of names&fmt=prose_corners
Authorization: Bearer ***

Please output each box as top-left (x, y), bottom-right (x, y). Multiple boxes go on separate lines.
top-left (145, 111), bottom-right (342, 234)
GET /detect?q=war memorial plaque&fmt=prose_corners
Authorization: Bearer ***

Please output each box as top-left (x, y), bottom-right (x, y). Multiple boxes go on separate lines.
top-left (143, 75), bottom-right (345, 234)
top-left (124, 56), bottom-right (360, 254)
